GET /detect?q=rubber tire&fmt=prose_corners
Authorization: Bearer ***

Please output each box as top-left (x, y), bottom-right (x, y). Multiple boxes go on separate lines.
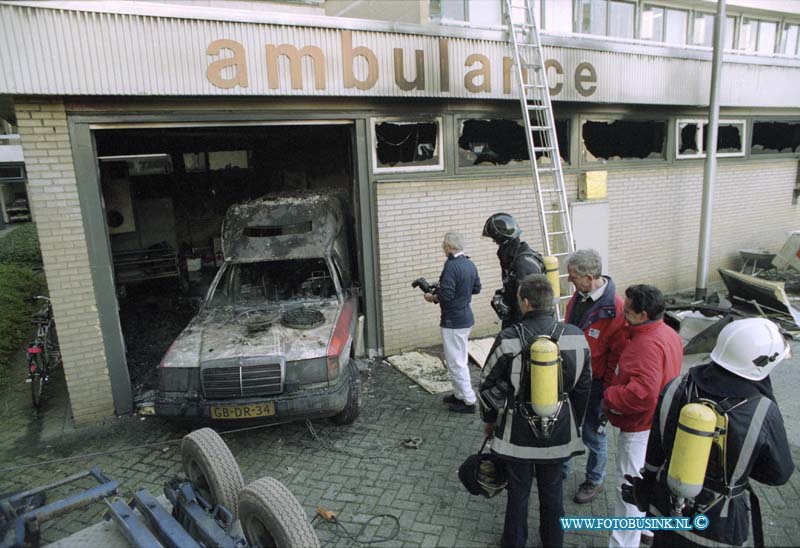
top-left (329, 360), bottom-right (360, 425)
top-left (181, 428), bottom-right (244, 520)
top-left (30, 368), bottom-right (43, 409)
top-left (239, 477), bottom-right (320, 548)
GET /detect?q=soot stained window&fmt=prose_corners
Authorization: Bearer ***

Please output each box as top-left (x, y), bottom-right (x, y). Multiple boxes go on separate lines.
top-left (751, 122), bottom-right (800, 154)
top-left (457, 119), bottom-right (569, 167)
top-left (373, 119), bottom-right (443, 173)
top-left (677, 119), bottom-right (745, 158)
top-left (581, 119), bottom-right (666, 162)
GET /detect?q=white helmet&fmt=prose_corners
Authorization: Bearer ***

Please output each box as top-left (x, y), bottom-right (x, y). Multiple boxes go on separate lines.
top-left (710, 318), bottom-right (790, 381)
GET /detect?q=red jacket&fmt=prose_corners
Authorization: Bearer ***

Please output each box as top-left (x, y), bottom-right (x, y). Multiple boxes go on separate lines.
top-left (604, 319), bottom-right (683, 432)
top-left (565, 276), bottom-right (629, 385)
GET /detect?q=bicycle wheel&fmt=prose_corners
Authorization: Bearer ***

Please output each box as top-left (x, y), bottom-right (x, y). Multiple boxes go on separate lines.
top-left (30, 357), bottom-right (44, 409)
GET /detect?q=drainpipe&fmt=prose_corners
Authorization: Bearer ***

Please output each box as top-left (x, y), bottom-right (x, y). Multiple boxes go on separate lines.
top-left (694, 0), bottom-right (726, 302)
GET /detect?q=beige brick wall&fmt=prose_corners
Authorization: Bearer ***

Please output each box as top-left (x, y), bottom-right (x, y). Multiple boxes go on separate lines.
top-left (15, 98), bottom-right (115, 425)
top-left (607, 161), bottom-right (800, 291)
top-left (376, 160), bottom-right (799, 355)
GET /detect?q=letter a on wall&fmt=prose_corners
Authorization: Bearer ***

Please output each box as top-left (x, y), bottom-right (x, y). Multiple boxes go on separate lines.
top-left (207, 39), bottom-right (249, 89)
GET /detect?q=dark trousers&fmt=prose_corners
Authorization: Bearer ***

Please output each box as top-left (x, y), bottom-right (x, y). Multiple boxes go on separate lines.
top-left (501, 459), bottom-right (564, 548)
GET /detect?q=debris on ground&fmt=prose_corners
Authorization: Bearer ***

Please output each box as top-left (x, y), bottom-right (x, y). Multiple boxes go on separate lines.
top-left (385, 352), bottom-right (451, 394)
top-left (468, 338), bottom-right (494, 368)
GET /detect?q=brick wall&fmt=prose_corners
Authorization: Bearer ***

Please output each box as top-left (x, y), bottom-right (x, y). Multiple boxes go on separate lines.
top-left (15, 98), bottom-right (115, 425)
top-left (376, 160), bottom-right (799, 355)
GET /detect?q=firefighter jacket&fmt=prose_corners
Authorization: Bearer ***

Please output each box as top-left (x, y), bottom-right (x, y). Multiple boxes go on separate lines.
top-left (603, 319), bottom-right (683, 432)
top-left (642, 362), bottom-right (794, 546)
top-left (497, 239), bottom-right (543, 325)
top-left (479, 310), bottom-right (592, 463)
top-left (565, 276), bottom-right (629, 385)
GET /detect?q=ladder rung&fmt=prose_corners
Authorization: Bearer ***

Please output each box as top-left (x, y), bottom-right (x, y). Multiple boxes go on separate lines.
top-left (532, 146), bottom-right (555, 151)
top-left (529, 126), bottom-right (551, 131)
top-left (518, 43), bottom-right (540, 49)
top-left (548, 231), bottom-right (568, 236)
top-left (526, 105), bottom-right (548, 110)
top-left (539, 188), bottom-right (564, 193)
top-left (537, 167), bottom-right (560, 173)
top-left (543, 210), bottom-right (565, 215)
top-left (523, 83), bottom-right (547, 89)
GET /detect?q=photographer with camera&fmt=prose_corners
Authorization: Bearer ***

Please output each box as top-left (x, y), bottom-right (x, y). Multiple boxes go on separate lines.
top-left (482, 213), bottom-right (545, 329)
top-left (421, 232), bottom-right (482, 413)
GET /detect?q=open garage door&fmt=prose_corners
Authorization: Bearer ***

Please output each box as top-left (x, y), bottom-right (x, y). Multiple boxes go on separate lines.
top-left (93, 123), bottom-right (365, 398)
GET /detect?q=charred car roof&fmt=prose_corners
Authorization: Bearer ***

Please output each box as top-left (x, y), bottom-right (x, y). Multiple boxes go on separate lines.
top-left (222, 191), bottom-right (346, 263)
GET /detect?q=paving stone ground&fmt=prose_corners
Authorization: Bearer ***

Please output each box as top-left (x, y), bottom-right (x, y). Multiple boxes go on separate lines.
top-left (0, 340), bottom-right (798, 547)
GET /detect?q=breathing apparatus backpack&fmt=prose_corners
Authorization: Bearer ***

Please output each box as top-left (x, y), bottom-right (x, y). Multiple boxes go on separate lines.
top-left (513, 322), bottom-right (567, 439)
top-left (662, 375), bottom-right (766, 546)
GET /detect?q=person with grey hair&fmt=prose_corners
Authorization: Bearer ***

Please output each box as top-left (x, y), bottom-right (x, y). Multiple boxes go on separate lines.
top-left (562, 249), bottom-right (629, 506)
top-left (423, 232), bottom-right (482, 413)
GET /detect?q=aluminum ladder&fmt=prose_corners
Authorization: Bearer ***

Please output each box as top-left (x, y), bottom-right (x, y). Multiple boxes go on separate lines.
top-left (504, 0), bottom-right (575, 317)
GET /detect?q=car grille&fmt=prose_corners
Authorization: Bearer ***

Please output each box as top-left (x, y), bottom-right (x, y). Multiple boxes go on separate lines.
top-left (201, 357), bottom-right (284, 399)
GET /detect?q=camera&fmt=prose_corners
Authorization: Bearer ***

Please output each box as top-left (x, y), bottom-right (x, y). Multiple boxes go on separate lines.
top-left (490, 291), bottom-right (510, 321)
top-left (411, 277), bottom-right (439, 295)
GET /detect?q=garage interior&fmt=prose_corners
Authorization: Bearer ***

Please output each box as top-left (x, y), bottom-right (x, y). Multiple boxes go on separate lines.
top-left (92, 123), bottom-right (358, 395)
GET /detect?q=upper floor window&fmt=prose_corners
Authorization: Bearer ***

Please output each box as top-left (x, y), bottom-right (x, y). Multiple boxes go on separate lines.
top-left (740, 18), bottom-right (779, 53)
top-left (579, 0), bottom-right (635, 39)
top-left (642, 5), bottom-right (688, 45)
top-left (780, 23), bottom-right (800, 55)
top-left (430, 0), bottom-right (502, 27)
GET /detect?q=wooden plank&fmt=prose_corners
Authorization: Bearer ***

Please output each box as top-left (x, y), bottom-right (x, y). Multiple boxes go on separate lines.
top-left (468, 338), bottom-right (495, 369)
top-left (385, 352), bottom-right (451, 394)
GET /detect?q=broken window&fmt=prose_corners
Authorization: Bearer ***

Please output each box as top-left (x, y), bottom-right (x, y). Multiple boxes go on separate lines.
top-left (211, 258), bottom-right (335, 306)
top-left (581, 119), bottom-right (666, 162)
top-left (751, 121), bottom-right (800, 154)
top-left (373, 118), bottom-right (443, 173)
top-left (457, 118), bottom-right (569, 167)
top-left (677, 119), bottom-right (745, 158)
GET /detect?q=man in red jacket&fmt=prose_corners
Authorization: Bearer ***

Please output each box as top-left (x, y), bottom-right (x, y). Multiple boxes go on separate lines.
top-left (604, 284), bottom-right (682, 548)
top-left (564, 249), bottom-right (628, 504)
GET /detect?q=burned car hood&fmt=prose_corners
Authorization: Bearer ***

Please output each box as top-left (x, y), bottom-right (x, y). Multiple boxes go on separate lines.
top-left (160, 300), bottom-right (340, 368)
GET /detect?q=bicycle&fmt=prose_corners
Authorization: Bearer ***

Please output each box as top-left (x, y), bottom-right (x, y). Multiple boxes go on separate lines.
top-left (27, 296), bottom-right (61, 408)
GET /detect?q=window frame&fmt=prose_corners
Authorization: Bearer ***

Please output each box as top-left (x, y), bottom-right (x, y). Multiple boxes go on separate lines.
top-left (778, 21), bottom-right (800, 56)
top-left (675, 118), bottom-right (747, 159)
top-left (577, 0), bottom-right (637, 38)
top-left (578, 115), bottom-right (669, 165)
top-left (453, 115), bottom-right (572, 174)
top-left (749, 118), bottom-right (800, 157)
top-left (370, 116), bottom-right (445, 175)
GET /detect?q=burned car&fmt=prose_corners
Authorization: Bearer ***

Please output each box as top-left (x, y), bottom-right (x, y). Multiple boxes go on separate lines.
top-left (151, 191), bottom-right (360, 424)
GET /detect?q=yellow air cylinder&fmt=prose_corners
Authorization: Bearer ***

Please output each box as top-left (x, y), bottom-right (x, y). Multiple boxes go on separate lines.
top-left (667, 403), bottom-right (717, 499)
top-left (543, 256), bottom-right (560, 297)
top-left (530, 338), bottom-right (559, 417)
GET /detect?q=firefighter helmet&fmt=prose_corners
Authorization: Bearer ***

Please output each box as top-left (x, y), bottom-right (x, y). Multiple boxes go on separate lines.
top-left (709, 318), bottom-right (789, 381)
top-left (482, 213), bottom-right (521, 244)
top-left (458, 446), bottom-right (508, 498)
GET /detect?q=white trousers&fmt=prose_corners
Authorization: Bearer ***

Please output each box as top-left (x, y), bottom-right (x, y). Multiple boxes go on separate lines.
top-left (441, 327), bottom-right (476, 405)
top-left (609, 429), bottom-right (650, 548)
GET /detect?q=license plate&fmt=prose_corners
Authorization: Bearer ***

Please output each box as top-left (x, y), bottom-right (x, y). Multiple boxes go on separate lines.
top-left (210, 402), bottom-right (275, 420)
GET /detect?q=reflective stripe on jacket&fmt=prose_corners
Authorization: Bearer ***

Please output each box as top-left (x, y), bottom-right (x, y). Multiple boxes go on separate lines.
top-left (479, 310), bottom-right (592, 463)
top-left (642, 363), bottom-right (794, 546)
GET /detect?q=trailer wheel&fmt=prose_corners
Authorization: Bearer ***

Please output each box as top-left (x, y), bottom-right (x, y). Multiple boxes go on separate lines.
top-left (181, 428), bottom-right (244, 520)
top-left (239, 477), bottom-right (320, 548)
top-left (330, 360), bottom-right (360, 425)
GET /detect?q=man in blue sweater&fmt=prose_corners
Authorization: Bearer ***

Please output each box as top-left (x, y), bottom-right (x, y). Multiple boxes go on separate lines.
top-left (423, 232), bottom-right (482, 413)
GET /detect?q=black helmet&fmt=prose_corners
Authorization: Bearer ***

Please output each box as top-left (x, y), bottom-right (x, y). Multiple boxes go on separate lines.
top-left (458, 444), bottom-right (508, 498)
top-left (482, 213), bottom-right (521, 244)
